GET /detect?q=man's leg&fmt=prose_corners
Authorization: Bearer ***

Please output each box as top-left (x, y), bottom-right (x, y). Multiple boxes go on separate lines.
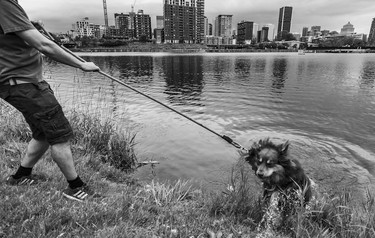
top-left (20, 138), bottom-right (49, 168)
top-left (9, 138), bottom-right (49, 183)
top-left (50, 141), bottom-right (78, 181)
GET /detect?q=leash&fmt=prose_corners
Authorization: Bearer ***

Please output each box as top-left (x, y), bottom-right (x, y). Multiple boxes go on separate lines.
top-left (32, 22), bottom-right (249, 152)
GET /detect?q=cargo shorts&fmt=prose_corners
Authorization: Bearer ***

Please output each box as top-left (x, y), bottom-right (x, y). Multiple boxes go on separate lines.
top-left (0, 80), bottom-right (73, 145)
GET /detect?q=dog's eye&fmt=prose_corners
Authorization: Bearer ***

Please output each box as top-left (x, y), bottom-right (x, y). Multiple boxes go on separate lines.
top-left (266, 160), bottom-right (272, 165)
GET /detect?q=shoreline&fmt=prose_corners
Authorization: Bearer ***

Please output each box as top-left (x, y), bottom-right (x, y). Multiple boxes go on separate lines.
top-left (70, 47), bottom-right (375, 54)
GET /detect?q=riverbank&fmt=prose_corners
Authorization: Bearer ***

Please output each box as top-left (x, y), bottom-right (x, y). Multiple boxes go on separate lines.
top-left (1, 101), bottom-right (375, 237)
top-left (72, 47), bottom-right (297, 53)
top-left (68, 43), bottom-right (375, 53)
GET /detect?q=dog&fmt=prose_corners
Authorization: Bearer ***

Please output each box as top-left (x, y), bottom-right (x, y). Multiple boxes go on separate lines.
top-left (243, 138), bottom-right (314, 236)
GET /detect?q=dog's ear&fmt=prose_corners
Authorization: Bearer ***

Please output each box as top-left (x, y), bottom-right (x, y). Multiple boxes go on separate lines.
top-left (244, 147), bottom-right (258, 171)
top-left (279, 141), bottom-right (290, 155)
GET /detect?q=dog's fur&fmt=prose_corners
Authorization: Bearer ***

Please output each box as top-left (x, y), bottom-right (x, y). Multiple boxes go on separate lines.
top-left (243, 138), bottom-right (313, 235)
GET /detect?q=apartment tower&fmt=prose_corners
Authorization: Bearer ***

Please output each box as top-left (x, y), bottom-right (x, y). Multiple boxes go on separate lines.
top-left (277, 6), bottom-right (293, 39)
top-left (237, 21), bottom-right (253, 44)
top-left (114, 10), bottom-right (151, 40)
top-left (369, 18), bottom-right (375, 45)
top-left (215, 15), bottom-right (233, 37)
top-left (163, 0), bottom-right (205, 44)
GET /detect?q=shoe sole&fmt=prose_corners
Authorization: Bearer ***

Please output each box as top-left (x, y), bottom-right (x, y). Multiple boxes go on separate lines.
top-left (62, 191), bottom-right (89, 202)
top-left (6, 177), bottom-right (38, 186)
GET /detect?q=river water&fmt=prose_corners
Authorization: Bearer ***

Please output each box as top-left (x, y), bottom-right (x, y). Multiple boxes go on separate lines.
top-left (45, 52), bottom-right (375, 198)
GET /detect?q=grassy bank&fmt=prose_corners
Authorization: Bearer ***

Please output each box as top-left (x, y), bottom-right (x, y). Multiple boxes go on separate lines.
top-left (1, 101), bottom-right (375, 238)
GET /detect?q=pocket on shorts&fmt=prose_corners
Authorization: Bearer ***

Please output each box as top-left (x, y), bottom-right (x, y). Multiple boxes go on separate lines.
top-left (35, 80), bottom-right (54, 94)
top-left (33, 104), bottom-right (72, 142)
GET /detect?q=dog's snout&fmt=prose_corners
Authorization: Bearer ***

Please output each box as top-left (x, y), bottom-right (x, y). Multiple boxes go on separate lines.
top-left (256, 170), bottom-right (264, 178)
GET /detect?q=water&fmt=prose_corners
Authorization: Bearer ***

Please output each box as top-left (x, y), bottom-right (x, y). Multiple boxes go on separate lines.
top-left (45, 52), bottom-right (375, 198)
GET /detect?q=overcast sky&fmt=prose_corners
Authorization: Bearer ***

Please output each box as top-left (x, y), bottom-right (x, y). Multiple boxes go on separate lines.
top-left (19, 0), bottom-right (375, 35)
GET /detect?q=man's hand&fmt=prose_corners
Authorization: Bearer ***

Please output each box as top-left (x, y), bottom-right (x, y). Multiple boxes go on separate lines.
top-left (80, 62), bottom-right (100, 72)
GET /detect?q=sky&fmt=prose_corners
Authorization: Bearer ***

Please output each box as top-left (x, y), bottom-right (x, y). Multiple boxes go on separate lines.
top-left (19, 0), bottom-right (375, 35)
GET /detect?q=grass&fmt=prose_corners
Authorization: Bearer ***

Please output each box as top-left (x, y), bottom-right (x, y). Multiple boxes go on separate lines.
top-left (1, 100), bottom-right (375, 238)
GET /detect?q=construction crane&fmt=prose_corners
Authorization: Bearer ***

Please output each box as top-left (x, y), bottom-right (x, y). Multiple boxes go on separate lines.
top-left (102, 0), bottom-right (109, 27)
top-left (131, 0), bottom-right (136, 13)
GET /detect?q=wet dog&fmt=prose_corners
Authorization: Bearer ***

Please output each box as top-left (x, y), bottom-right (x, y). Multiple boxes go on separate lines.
top-left (243, 138), bottom-right (313, 236)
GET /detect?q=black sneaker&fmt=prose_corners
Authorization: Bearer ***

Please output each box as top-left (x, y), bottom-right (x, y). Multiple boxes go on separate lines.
top-left (6, 174), bottom-right (42, 186)
top-left (62, 184), bottom-right (99, 202)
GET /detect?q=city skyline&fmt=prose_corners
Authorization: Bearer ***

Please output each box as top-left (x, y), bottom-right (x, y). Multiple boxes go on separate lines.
top-left (19, 0), bottom-right (375, 35)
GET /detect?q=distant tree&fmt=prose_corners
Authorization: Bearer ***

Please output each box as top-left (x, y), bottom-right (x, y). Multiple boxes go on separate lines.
top-left (139, 35), bottom-right (148, 43)
top-left (318, 36), bottom-right (364, 48)
top-left (268, 42), bottom-right (277, 49)
top-left (299, 42), bottom-right (308, 49)
top-left (277, 44), bottom-right (287, 49)
top-left (257, 43), bottom-right (265, 49)
top-left (276, 30), bottom-right (296, 41)
top-left (285, 33), bottom-right (296, 41)
top-left (80, 36), bottom-right (91, 48)
top-left (353, 39), bottom-right (365, 48)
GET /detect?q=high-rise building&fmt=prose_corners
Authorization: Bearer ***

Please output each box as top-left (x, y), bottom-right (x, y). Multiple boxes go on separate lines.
top-left (204, 16), bottom-right (209, 36)
top-left (72, 17), bottom-right (99, 38)
top-left (163, 0), bottom-right (205, 44)
top-left (277, 6), bottom-right (293, 39)
top-left (156, 16), bottom-right (164, 29)
top-left (215, 15), bottom-right (233, 37)
top-left (114, 10), bottom-right (152, 40)
top-left (340, 22), bottom-right (355, 36)
top-left (302, 27), bottom-right (308, 37)
top-left (134, 10), bottom-right (152, 40)
top-left (196, 0), bottom-right (205, 42)
top-left (253, 23), bottom-right (259, 42)
top-left (237, 21), bottom-right (253, 44)
top-left (261, 26), bottom-right (269, 42)
top-left (114, 13), bottom-right (133, 38)
top-left (368, 18), bottom-right (375, 45)
top-left (263, 23), bottom-right (275, 41)
top-left (154, 16), bottom-right (165, 43)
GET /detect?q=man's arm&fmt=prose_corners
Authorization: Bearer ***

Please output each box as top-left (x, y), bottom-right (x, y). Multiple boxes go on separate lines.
top-left (15, 29), bottom-right (99, 72)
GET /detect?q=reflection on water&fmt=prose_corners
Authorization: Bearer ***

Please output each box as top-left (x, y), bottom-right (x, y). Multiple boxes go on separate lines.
top-left (160, 56), bottom-right (204, 106)
top-left (360, 61), bottom-right (375, 89)
top-left (46, 53), bottom-right (375, 199)
top-left (271, 58), bottom-right (287, 91)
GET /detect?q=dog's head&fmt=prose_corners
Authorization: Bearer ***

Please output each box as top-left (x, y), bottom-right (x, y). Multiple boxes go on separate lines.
top-left (244, 138), bottom-right (291, 186)
top-left (243, 138), bottom-right (312, 203)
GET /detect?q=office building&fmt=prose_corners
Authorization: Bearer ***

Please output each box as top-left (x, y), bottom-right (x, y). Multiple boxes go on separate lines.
top-left (215, 15), bottom-right (233, 37)
top-left (277, 6), bottom-right (293, 39)
top-left (237, 21), bottom-right (253, 44)
top-left (156, 16), bottom-right (164, 29)
top-left (208, 23), bottom-right (213, 36)
top-left (302, 27), bottom-right (308, 37)
top-left (204, 16), bottom-right (209, 36)
top-left (263, 23), bottom-right (275, 41)
top-left (163, 0), bottom-right (205, 44)
top-left (311, 25), bottom-right (321, 36)
top-left (368, 18), bottom-right (375, 45)
top-left (261, 26), bottom-right (269, 42)
top-left (340, 22), bottom-right (355, 36)
top-left (253, 23), bottom-right (259, 42)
